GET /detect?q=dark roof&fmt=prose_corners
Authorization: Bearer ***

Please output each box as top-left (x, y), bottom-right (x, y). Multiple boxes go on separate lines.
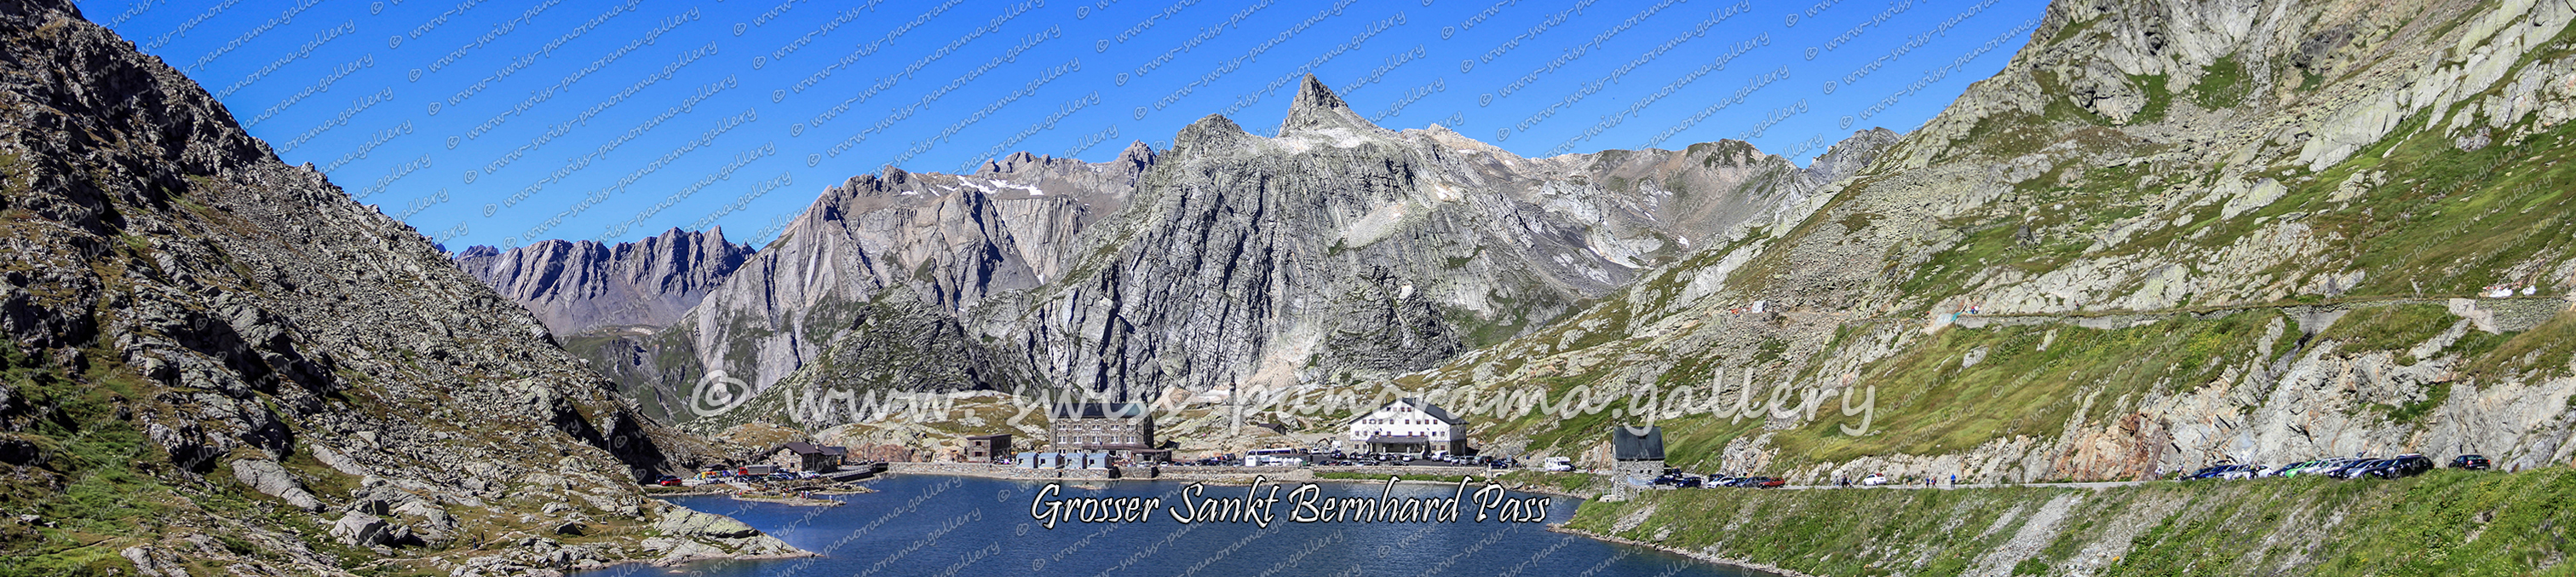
top-left (1352, 398), bottom-right (1464, 425)
top-left (820, 446), bottom-right (848, 456)
top-left (779, 441), bottom-right (824, 455)
top-left (1404, 399), bottom-right (1463, 424)
top-left (965, 434), bottom-right (1012, 441)
top-left (1051, 402), bottom-right (1150, 419)
top-left (1611, 426), bottom-right (1665, 460)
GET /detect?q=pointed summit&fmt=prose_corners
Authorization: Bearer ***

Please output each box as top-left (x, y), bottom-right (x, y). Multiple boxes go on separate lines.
top-left (1279, 74), bottom-right (1382, 136)
top-left (1291, 74), bottom-right (1347, 111)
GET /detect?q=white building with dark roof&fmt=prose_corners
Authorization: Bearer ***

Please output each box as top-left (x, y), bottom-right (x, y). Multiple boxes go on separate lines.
top-left (1348, 398), bottom-right (1467, 454)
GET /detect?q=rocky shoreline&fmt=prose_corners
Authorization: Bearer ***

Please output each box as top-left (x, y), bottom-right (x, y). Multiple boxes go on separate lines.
top-left (1545, 525), bottom-right (1814, 577)
top-left (883, 464), bottom-right (1583, 496)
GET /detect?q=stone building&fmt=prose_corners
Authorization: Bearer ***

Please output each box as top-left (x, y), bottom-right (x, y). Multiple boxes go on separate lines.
top-left (1049, 403), bottom-right (1155, 452)
top-left (762, 441), bottom-right (849, 472)
top-left (964, 434), bottom-right (1011, 463)
top-left (1610, 425), bottom-right (1665, 488)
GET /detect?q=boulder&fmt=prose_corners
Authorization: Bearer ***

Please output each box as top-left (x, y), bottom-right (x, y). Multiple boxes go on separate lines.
top-left (652, 506), bottom-right (759, 539)
top-left (230, 459), bottom-right (322, 511)
top-left (330, 512), bottom-right (389, 546)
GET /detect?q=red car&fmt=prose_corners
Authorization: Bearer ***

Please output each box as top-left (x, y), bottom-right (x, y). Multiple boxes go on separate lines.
top-left (1731, 476), bottom-right (1785, 488)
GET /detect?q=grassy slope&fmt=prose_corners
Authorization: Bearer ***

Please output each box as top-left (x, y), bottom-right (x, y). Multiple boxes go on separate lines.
top-left (1567, 468), bottom-right (2576, 577)
top-left (1425, 15), bottom-right (2576, 470)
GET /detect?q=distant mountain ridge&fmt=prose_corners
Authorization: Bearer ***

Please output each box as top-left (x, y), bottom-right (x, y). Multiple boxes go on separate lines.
top-left (451, 227), bottom-right (754, 337)
top-left (518, 74), bottom-right (1900, 434)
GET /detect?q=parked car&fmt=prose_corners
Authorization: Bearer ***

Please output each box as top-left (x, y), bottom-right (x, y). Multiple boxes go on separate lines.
top-left (1653, 474), bottom-right (1705, 488)
top-left (1544, 457), bottom-right (1575, 472)
top-left (2364, 454), bottom-right (2435, 479)
top-left (2182, 464), bottom-right (2251, 480)
top-left (2287, 458), bottom-right (2349, 476)
top-left (651, 475), bottom-right (682, 487)
top-left (2327, 459), bottom-right (2390, 480)
top-left (2285, 458), bottom-right (2360, 477)
top-left (2220, 464), bottom-right (2266, 480)
top-left (1734, 476), bottom-right (1785, 488)
top-left (2450, 454), bottom-right (2492, 470)
top-left (1860, 473), bottom-right (1889, 486)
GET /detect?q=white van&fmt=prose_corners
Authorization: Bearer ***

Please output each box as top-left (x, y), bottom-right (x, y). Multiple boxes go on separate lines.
top-left (1544, 457), bottom-right (1574, 472)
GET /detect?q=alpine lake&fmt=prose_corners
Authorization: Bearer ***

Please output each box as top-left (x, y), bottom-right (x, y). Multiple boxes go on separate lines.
top-left (624, 473), bottom-right (1779, 577)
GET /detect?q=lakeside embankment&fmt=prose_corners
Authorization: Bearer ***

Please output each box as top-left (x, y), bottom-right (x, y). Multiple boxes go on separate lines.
top-left (879, 461), bottom-right (1602, 497)
top-left (1562, 467), bottom-right (2576, 576)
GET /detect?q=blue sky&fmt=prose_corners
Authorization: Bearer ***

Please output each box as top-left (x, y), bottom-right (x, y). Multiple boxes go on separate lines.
top-left (79, 0), bottom-right (2048, 251)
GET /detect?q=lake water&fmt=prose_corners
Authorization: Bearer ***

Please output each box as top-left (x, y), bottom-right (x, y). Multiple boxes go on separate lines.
top-left (616, 474), bottom-right (1776, 577)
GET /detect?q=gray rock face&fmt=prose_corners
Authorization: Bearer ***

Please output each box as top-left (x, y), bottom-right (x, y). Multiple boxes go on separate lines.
top-left (0, 1), bottom-right (777, 573)
top-left (330, 512), bottom-right (392, 546)
top-left (607, 137), bottom-right (1159, 423)
top-left (613, 76), bottom-right (1894, 430)
top-left (453, 228), bottom-right (754, 337)
top-left (1396, 0), bottom-right (2576, 486)
top-left (653, 505), bottom-right (762, 539)
top-left (230, 459), bottom-right (322, 511)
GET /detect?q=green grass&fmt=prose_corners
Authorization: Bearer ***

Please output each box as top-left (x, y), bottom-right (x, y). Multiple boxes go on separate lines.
top-left (2127, 73), bottom-right (2172, 124)
top-left (1570, 468), bottom-right (2576, 577)
top-left (1469, 296), bottom-right (2544, 475)
top-left (2189, 56), bottom-right (2250, 110)
top-left (0, 343), bottom-right (184, 576)
top-left (2317, 303), bottom-right (2462, 354)
top-left (2465, 309), bottom-right (2576, 380)
top-left (2048, 17), bottom-right (2100, 47)
top-left (2269, 116), bottom-right (2576, 298)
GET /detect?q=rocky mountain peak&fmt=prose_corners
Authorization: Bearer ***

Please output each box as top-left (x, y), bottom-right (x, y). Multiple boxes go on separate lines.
top-left (1291, 73), bottom-right (1347, 110)
top-left (1176, 113), bottom-right (1255, 154)
top-left (1800, 128), bottom-right (1902, 181)
top-left (1278, 73), bottom-right (1383, 136)
top-left (1115, 140), bottom-right (1159, 168)
top-left (456, 227), bottom-right (754, 336)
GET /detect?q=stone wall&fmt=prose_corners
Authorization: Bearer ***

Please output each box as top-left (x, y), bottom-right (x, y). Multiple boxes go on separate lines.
top-left (883, 462), bottom-right (1501, 482)
top-left (884, 462), bottom-right (1118, 480)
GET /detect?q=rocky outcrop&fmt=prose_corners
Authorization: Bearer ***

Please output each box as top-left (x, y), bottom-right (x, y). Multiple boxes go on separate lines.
top-left (1417, 0), bottom-right (2576, 486)
top-left (0, 0), bottom-right (785, 573)
top-left (632, 140), bottom-right (1157, 412)
top-left (229, 459), bottom-right (321, 511)
top-left (642, 504), bottom-right (806, 564)
top-left (627, 75), bottom-right (1894, 430)
top-left (1001, 78), bottom-right (1892, 402)
top-left (453, 228), bottom-right (754, 337)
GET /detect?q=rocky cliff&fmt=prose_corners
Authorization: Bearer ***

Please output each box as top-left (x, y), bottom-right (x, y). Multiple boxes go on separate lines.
top-left (0, 1), bottom-right (792, 574)
top-left (1407, 0), bottom-right (2576, 485)
top-left (998, 77), bottom-right (1896, 406)
top-left (613, 75), bottom-right (1895, 433)
top-left (451, 228), bottom-right (754, 337)
top-left (577, 139), bottom-right (1158, 425)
